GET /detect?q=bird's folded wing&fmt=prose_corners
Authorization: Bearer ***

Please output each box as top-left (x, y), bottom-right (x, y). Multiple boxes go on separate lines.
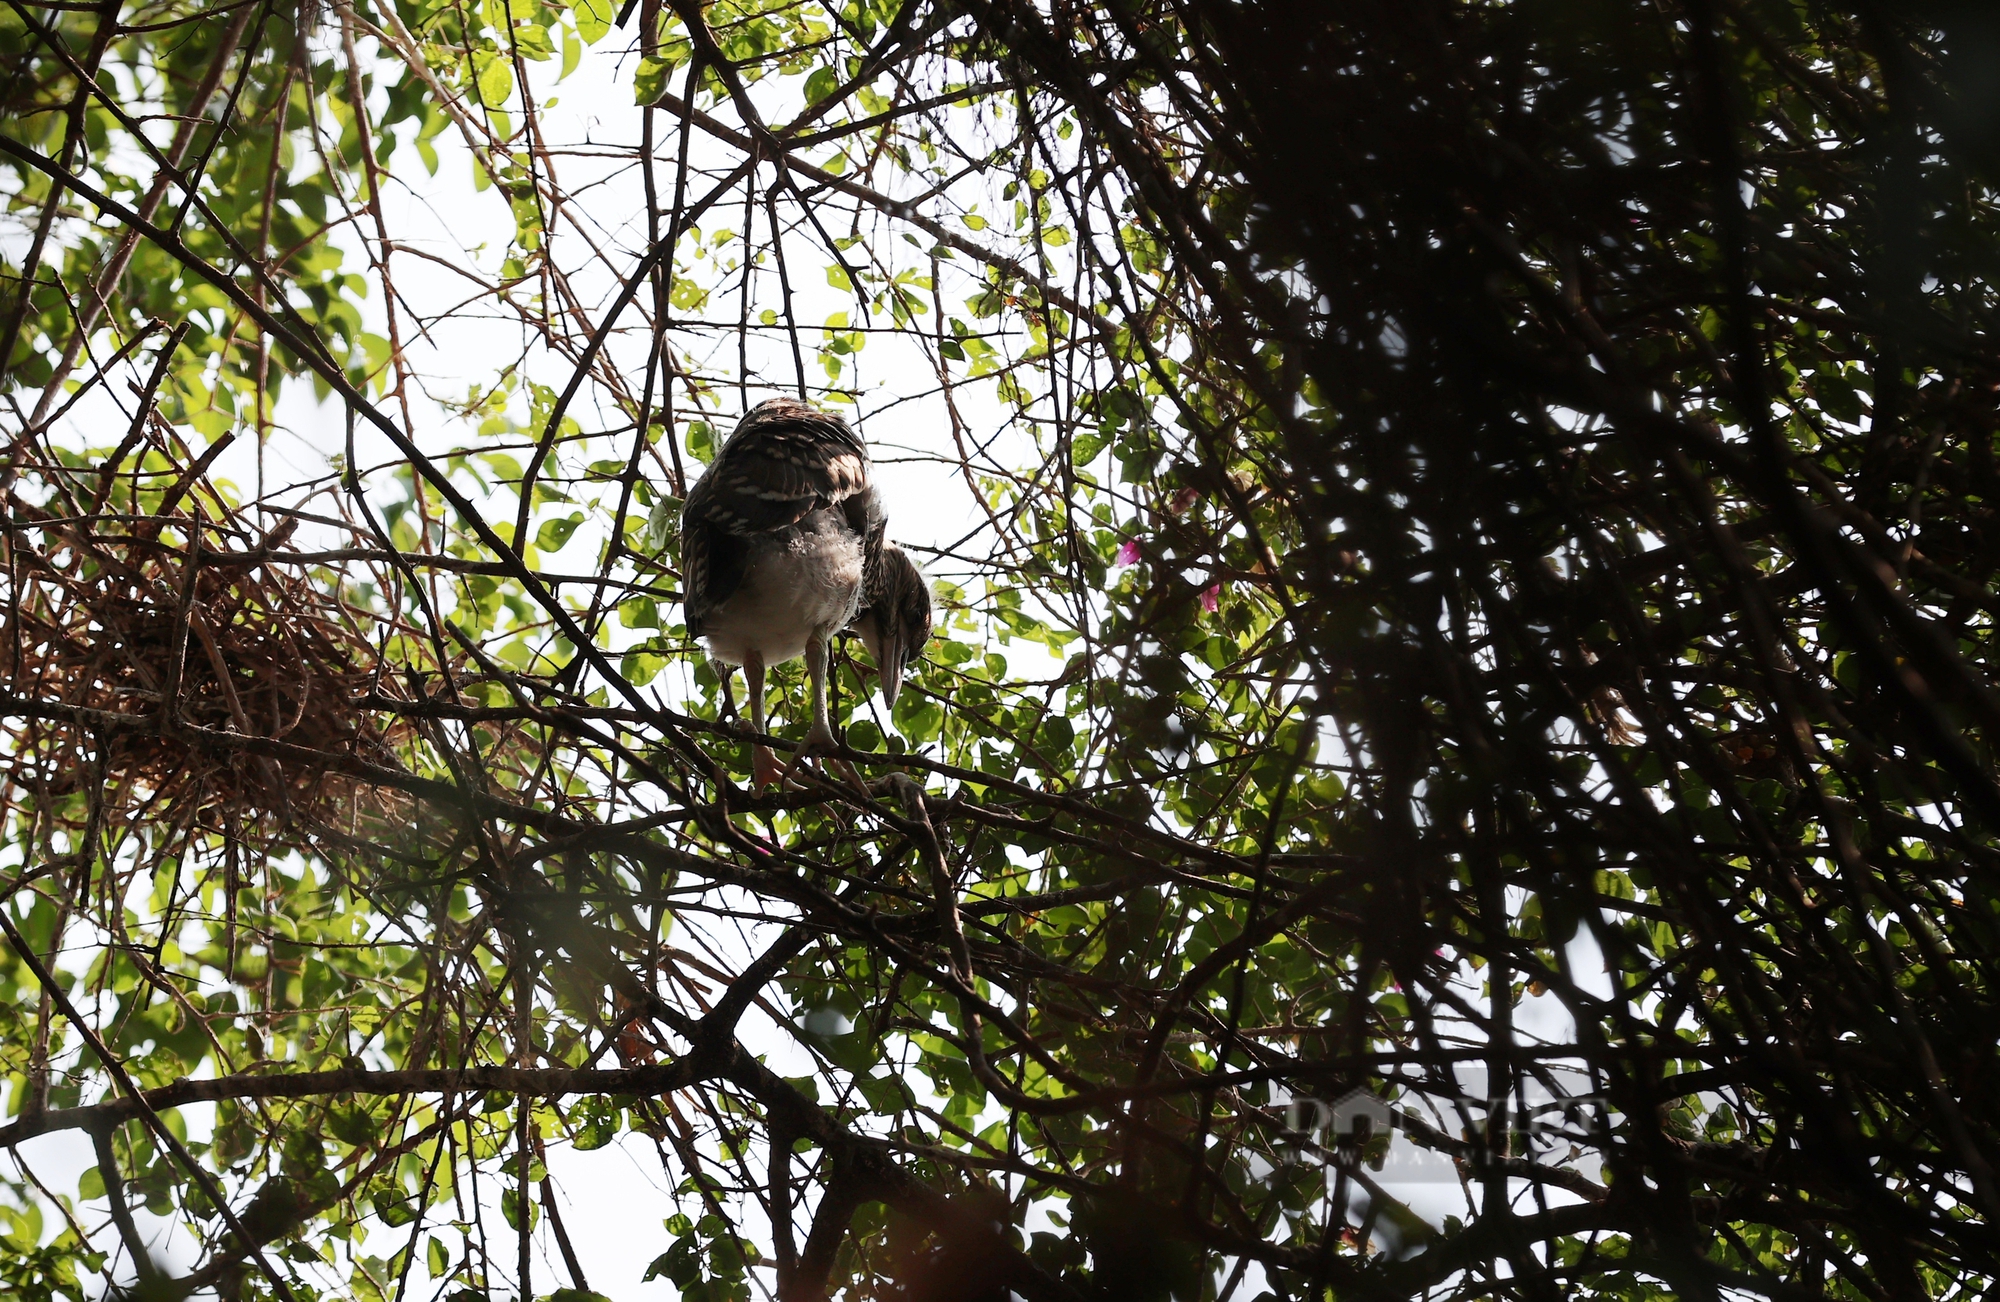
top-left (693, 417), bottom-right (870, 535)
top-left (678, 509), bottom-right (732, 638)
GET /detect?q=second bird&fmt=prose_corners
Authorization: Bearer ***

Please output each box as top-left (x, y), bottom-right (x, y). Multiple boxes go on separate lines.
top-left (680, 397), bottom-right (932, 787)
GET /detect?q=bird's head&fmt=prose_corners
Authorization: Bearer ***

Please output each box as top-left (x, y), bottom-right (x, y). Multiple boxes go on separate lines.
top-left (856, 544), bottom-right (933, 707)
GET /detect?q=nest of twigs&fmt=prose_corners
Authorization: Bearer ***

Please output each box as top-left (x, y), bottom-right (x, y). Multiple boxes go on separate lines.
top-left (0, 493), bottom-right (412, 836)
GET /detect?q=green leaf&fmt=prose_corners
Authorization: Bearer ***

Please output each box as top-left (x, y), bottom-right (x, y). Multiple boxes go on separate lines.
top-left (371, 1188), bottom-right (418, 1227)
top-left (512, 23), bottom-right (554, 61)
top-left (499, 1186), bottom-right (538, 1231)
top-left (622, 651), bottom-right (665, 685)
top-left (474, 53), bottom-right (513, 107)
top-left (804, 65), bottom-right (841, 105)
top-left (535, 511), bottom-right (584, 552)
top-left (573, 0), bottom-right (612, 44)
top-left (687, 421), bottom-right (715, 465)
top-left (634, 55), bottom-right (675, 106)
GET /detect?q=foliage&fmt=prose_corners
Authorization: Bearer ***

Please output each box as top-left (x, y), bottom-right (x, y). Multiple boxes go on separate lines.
top-left (3, 0), bottom-right (2000, 1299)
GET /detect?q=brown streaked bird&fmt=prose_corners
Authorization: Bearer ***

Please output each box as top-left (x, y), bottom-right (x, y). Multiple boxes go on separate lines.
top-left (853, 540), bottom-right (932, 708)
top-left (680, 397), bottom-right (932, 787)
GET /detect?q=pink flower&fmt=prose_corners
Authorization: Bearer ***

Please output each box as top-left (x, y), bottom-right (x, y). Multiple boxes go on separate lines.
top-left (1200, 583), bottom-right (1221, 613)
top-left (1114, 539), bottom-right (1142, 567)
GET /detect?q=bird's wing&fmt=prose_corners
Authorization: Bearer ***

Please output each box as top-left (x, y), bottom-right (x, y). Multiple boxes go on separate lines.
top-left (696, 399), bottom-right (872, 535)
top-left (847, 481), bottom-right (886, 607)
top-left (677, 470), bottom-right (746, 639)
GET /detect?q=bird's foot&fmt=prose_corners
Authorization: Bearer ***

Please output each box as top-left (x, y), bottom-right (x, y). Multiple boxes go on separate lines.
top-left (751, 744), bottom-right (786, 790)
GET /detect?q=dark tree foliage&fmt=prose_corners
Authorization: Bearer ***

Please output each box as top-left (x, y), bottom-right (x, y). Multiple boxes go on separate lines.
top-left (1, 0), bottom-right (1998, 1299)
top-left (973, 0), bottom-right (2000, 1295)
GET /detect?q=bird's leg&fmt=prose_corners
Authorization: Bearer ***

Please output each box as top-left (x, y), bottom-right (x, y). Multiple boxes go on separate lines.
top-left (782, 628), bottom-right (865, 791)
top-left (717, 660), bottom-right (740, 727)
top-left (743, 650), bottom-right (783, 789)
top-left (804, 629), bottom-right (837, 752)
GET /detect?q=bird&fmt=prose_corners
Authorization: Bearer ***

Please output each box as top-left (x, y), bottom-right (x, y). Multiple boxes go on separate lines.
top-left (853, 541), bottom-right (933, 709)
top-left (679, 397), bottom-right (932, 787)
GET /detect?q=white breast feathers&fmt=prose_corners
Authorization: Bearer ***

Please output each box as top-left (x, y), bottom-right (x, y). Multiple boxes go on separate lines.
top-left (697, 512), bottom-right (866, 667)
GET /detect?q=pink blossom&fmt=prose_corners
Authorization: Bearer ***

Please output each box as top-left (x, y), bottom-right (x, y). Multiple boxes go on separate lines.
top-left (1114, 539), bottom-right (1142, 567)
top-left (1200, 583), bottom-right (1221, 613)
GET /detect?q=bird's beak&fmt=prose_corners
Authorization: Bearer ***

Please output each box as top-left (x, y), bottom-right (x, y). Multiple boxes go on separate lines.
top-left (877, 634), bottom-right (908, 708)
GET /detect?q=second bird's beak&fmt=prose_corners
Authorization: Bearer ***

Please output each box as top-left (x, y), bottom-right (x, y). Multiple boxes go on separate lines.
top-left (856, 611), bottom-right (906, 707)
top-left (877, 633), bottom-right (909, 707)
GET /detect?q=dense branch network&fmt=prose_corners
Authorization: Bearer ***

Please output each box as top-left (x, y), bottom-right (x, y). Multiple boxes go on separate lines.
top-left (2, 1), bottom-right (2000, 1301)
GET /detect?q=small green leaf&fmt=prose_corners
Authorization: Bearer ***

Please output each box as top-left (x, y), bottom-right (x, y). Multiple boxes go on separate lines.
top-left (536, 511), bottom-right (584, 552)
top-left (687, 420), bottom-right (715, 465)
top-left (622, 651), bottom-right (665, 685)
top-left (573, 0), bottom-right (612, 44)
top-left (634, 55), bottom-right (675, 106)
top-left (804, 64), bottom-right (841, 105)
top-left (474, 53), bottom-right (513, 107)
top-left (512, 23), bottom-right (554, 60)
top-left (499, 1186), bottom-right (538, 1231)
top-left (1071, 426), bottom-right (1109, 466)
